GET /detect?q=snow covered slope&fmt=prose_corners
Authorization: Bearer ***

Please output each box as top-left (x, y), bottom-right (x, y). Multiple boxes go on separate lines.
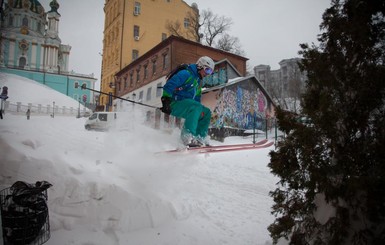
top-left (0, 72), bottom-right (80, 107)
top-left (0, 73), bottom-right (279, 245)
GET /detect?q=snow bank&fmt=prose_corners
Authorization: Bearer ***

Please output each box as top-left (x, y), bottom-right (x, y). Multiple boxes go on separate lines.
top-left (0, 74), bottom-right (278, 245)
top-left (0, 72), bottom-right (80, 107)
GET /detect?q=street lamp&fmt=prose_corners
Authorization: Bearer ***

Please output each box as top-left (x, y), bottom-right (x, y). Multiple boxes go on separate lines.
top-left (132, 93), bottom-right (136, 107)
top-left (77, 98), bottom-right (81, 118)
top-left (52, 101), bottom-right (55, 118)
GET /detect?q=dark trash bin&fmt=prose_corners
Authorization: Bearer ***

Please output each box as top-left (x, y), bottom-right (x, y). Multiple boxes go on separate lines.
top-left (0, 181), bottom-right (52, 245)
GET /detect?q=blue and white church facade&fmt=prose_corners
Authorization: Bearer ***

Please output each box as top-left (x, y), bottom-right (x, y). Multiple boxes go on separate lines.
top-left (0, 0), bottom-right (96, 105)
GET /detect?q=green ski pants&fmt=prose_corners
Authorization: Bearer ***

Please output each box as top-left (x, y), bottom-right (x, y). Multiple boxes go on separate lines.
top-left (171, 99), bottom-right (211, 138)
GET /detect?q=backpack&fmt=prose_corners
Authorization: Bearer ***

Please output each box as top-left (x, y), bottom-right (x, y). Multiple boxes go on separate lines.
top-left (166, 64), bottom-right (189, 80)
top-left (159, 64), bottom-right (192, 91)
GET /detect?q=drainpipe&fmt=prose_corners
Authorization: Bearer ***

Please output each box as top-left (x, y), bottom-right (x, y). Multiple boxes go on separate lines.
top-left (119, 0), bottom-right (125, 70)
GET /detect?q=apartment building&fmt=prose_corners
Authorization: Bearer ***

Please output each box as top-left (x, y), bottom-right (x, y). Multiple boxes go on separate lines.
top-left (101, 0), bottom-right (198, 110)
top-left (254, 58), bottom-right (307, 102)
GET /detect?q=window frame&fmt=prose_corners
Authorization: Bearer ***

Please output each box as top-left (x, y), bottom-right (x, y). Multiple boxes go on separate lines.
top-left (134, 25), bottom-right (140, 38)
top-left (146, 87), bottom-right (152, 101)
top-left (134, 2), bottom-right (141, 15)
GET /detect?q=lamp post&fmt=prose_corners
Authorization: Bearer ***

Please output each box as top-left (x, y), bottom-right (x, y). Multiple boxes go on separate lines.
top-left (77, 98), bottom-right (81, 118)
top-left (52, 101), bottom-right (55, 118)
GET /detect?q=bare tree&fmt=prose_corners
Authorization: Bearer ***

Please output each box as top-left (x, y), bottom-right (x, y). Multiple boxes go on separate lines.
top-left (165, 10), bottom-right (200, 42)
top-left (216, 33), bottom-right (245, 56)
top-left (286, 69), bottom-right (304, 113)
top-left (200, 9), bottom-right (232, 46)
top-left (166, 8), bottom-right (244, 56)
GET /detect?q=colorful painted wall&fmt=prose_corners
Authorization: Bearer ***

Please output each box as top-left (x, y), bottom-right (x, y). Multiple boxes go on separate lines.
top-left (203, 78), bottom-right (275, 131)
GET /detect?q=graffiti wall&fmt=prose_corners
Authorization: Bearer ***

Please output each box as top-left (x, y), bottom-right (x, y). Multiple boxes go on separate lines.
top-left (205, 79), bottom-right (274, 131)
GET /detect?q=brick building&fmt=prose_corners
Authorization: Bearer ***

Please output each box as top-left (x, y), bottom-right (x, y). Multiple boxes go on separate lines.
top-left (113, 35), bottom-right (248, 109)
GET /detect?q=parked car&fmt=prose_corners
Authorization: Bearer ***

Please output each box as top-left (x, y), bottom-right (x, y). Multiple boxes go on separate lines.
top-left (84, 112), bottom-right (117, 130)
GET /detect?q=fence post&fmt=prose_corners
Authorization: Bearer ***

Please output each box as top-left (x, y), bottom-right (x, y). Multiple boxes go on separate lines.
top-left (274, 118), bottom-right (278, 145)
top-left (16, 102), bottom-right (21, 112)
top-left (265, 117), bottom-right (268, 139)
top-left (155, 108), bottom-right (161, 129)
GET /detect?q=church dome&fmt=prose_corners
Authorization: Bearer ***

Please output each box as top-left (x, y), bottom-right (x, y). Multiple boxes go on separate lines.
top-left (48, 0), bottom-right (60, 15)
top-left (8, 0), bottom-right (45, 14)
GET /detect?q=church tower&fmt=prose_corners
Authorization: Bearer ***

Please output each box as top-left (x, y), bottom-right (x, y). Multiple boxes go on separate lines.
top-left (0, 0), bottom-right (70, 73)
top-left (0, 0), bottom-right (96, 104)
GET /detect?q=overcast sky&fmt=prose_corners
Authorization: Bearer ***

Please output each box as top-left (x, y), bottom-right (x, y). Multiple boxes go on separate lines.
top-left (38, 0), bottom-right (330, 87)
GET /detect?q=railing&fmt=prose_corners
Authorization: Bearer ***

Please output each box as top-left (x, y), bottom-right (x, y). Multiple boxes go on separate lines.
top-left (145, 107), bottom-right (283, 144)
top-left (1, 100), bottom-right (87, 117)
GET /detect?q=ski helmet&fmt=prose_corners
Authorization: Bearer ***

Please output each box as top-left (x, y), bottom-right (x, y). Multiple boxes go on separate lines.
top-left (196, 56), bottom-right (215, 70)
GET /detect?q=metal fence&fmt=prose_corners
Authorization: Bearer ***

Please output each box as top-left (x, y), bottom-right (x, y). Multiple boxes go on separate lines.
top-left (146, 107), bottom-right (284, 144)
top-left (1, 100), bottom-right (86, 117)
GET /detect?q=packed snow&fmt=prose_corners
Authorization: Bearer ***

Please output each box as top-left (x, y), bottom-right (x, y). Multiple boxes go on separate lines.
top-left (0, 73), bottom-right (81, 108)
top-left (0, 73), bottom-right (281, 245)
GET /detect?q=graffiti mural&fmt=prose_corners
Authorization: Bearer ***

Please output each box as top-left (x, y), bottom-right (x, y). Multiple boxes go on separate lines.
top-left (210, 79), bottom-right (271, 130)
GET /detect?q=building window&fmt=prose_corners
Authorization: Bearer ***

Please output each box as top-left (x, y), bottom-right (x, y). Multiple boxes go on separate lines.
top-left (184, 18), bottom-right (190, 28)
top-left (144, 65), bottom-right (148, 79)
top-left (74, 81), bottom-right (79, 88)
top-left (134, 2), bottom-right (141, 15)
top-left (139, 91), bottom-right (143, 102)
top-left (162, 54), bottom-right (168, 70)
top-left (136, 69), bottom-right (141, 83)
top-left (117, 79), bottom-right (121, 92)
top-left (152, 60), bottom-right (157, 75)
top-left (130, 73), bottom-right (134, 87)
top-left (22, 16), bottom-right (28, 27)
top-left (146, 87), bottom-right (152, 101)
top-left (161, 33), bottom-right (167, 41)
top-left (9, 15), bottom-right (13, 26)
top-left (132, 49), bottom-right (139, 60)
top-left (134, 25), bottom-right (140, 38)
top-left (156, 82), bottom-right (162, 97)
top-left (124, 76), bottom-right (128, 89)
top-left (19, 57), bottom-right (26, 68)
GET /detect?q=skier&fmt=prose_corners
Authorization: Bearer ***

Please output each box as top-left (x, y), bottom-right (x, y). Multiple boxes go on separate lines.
top-left (26, 109), bottom-right (31, 120)
top-left (160, 56), bottom-right (215, 147)
top-left (0, 86), bottom-right (8, 120)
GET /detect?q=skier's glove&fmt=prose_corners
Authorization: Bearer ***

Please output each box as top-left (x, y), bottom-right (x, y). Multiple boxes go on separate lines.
top-left (160, 96), bottom-right (172, 115)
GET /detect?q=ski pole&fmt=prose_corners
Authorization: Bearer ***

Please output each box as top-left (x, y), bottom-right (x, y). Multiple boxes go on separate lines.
top-left (76, 84), bottom-right (160, 109)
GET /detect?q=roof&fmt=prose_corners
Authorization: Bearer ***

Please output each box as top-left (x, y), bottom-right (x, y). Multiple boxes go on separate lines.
top-left (116, 35), bottom-right (248, 77)
top-left (8, 0), bottom-right (44, 14)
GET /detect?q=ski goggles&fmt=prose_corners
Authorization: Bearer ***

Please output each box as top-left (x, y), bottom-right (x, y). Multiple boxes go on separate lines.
top-left (204, 67), bottom-right (213, 75)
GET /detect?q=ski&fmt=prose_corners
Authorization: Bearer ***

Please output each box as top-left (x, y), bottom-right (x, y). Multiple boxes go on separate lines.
top-left (164, 139), bottom-right (268, 153)
top-left (159, 139), bottom-right (273, 154)
top-left (195, 141), bottom-right (274, 154)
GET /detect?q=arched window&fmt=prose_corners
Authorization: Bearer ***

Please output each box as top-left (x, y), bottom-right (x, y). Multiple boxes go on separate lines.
top-left (19, 57), bottom-right (27, 68)
top-left (22, 16), bottom-right (28, 27)
top-left (9, 15), bottom-right (14, 26)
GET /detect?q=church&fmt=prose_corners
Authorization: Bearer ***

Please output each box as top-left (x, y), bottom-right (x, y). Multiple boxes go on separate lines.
top-left (0, 0), bottom-right (96, 105)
